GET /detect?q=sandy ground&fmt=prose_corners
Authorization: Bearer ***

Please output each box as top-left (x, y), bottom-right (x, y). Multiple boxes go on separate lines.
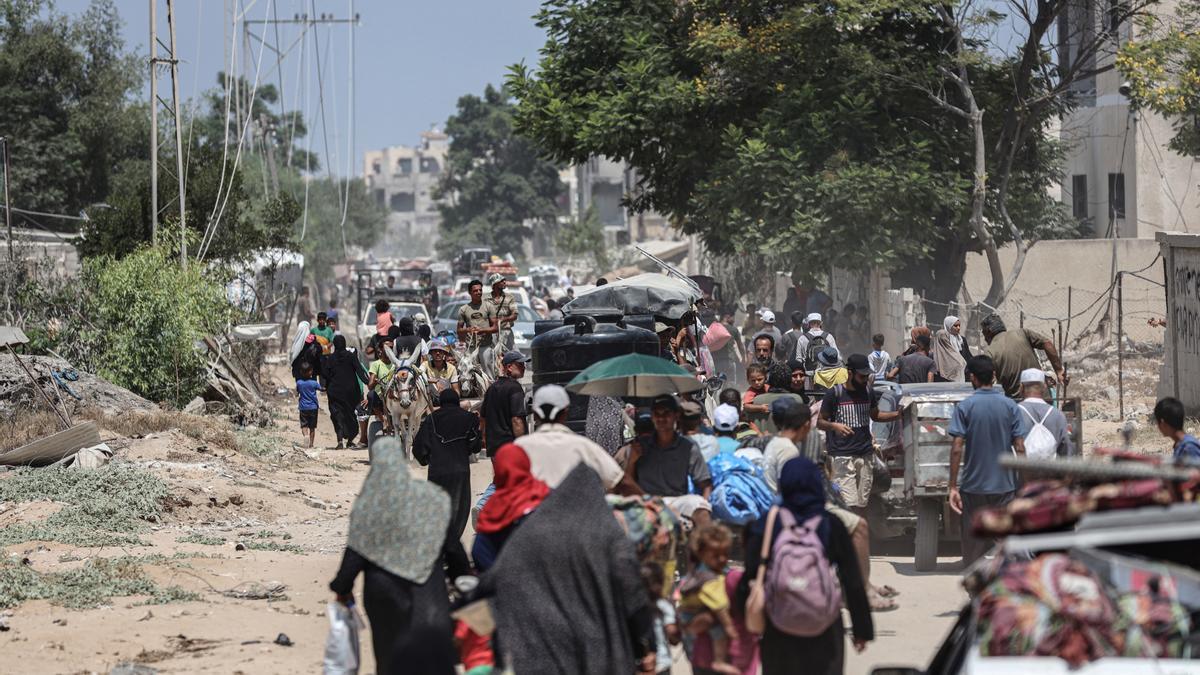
top-left (0, 352), bottom-right (1174, 674)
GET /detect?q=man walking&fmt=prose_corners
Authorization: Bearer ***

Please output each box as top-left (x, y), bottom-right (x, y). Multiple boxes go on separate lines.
top-left (515, 384), bottom-right (624, 489)
top-left (752, 334), bottom-right (792, 390)
top-left (798, 313), bottom-right (838, 374)
top-left (779, 311), bottom-right (806, 364)
top-left (816, 353), bottom-right (900, 513)
top-left (485, 273), bottom-right (518, 353)
top-left (480, 351), bottom-right (529, 459)
top-left (948, 355), bottom-right (1028, 566)
top-left (1018, 369), bottom-right (1073, 457)
top-left (980, 314), bottom-right (1068, 398)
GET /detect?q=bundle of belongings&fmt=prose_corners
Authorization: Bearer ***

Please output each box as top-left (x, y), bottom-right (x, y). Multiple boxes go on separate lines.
top-left (706, 451), bottom-right (773, 526)
top-left (974, 553), bottom-right (1200, 663)
top-left (973, 479), bottom-right (1175, 537)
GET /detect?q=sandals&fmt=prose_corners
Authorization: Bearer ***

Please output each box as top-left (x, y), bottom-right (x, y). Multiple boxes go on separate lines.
top-left (869, 591), bottom-right (899, 612)
top-left (876, 584), bottom-right (900, 598)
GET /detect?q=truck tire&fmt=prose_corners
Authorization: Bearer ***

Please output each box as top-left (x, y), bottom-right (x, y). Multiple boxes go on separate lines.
top-left (367, 420), bottom-right (383, 463)
top-left (915, 497), bottom-right (941, 572)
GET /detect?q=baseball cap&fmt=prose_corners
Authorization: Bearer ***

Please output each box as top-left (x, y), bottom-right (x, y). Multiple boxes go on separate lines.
top-left (713, 404), bottom-right (739, 432)
top-left (846, 353), bottom-right (873, 376)
top-left (487, 272), bottom-right (506, 286)
top-left (1020, 368), bottom-right (1046, 385)
top-left (532, 385), bottom-right (571, 419)
top-left (501, 350), bottom-right (530, 366)
top-left (806, 313), bottom-right (822, 325)
top-left (680, 400), bottom-right (703, 419)
top-left (428, 339), bottom-right (450, 354)
top-left (651, 394), bottom-right (680, 411)
top-left (761, 310), bottom-right (776, 324)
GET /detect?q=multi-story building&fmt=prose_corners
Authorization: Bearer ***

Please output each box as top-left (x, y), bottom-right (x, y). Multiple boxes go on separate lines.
top-left (361, 128), bottom-right (450, 257)
top-left (1058, 0), bottom-right (1199, 238)
top-left (570, 156), bottom-right (672, 247)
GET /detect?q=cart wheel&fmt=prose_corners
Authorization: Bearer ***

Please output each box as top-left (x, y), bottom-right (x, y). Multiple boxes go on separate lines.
top-left (367, 420), bottom-right (383, 462)
top-left (915, 497), bottom-right (941, 572)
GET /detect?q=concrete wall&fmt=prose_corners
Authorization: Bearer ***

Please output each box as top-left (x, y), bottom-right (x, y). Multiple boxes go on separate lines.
top-left (1158, 232), bottom-right (1200, 412)
top-left (961, 238), bottom-right (1165, 344)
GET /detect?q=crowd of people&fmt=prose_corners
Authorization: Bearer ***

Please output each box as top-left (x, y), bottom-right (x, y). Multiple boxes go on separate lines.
top-left (297, 273), bottom-right (1200, 675)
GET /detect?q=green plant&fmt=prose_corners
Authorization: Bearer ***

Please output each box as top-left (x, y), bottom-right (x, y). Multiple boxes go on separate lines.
top-left (0, 554), bottom-right (199, 609)
top-left (176, 533), bottom-right (226, 546)
top-left (0, 464), bottom-right (169, 548)
top-left (85, 246), bottom-right (235, 406)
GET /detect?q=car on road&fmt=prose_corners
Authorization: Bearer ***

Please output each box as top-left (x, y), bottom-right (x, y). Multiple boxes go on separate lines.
top-left (434, 300), bottom-right (540, 354)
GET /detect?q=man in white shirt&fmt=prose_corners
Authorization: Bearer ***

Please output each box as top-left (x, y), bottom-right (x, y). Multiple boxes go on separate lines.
top-left (762, 397), bottom-right (813, 491)
top-left (1017, 368), bottom-right (1074, 458)
top-left (514, 385), bottom-right (625, 490)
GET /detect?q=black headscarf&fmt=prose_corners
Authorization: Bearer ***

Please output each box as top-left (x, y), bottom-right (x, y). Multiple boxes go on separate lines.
top-left (332, 334), bottom-right (348, 353)
top-left (476, 465), bottom-right (650, 674)
top-left (398, 316), bottom-right (415, 336)
top-left (778, 457), bottom-right (831, 547)
top-left (323, 334), bottom-right (366, 401)
top-left (438, 388), bottom-right (460, 409)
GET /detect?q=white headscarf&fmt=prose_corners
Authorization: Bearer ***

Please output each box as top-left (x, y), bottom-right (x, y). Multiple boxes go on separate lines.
top-left (943, 315), bottom-right (963, 351)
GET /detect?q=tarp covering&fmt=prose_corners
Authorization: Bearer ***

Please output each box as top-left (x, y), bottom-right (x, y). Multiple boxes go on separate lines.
top-left (563, 273), bottom-right (700, 320)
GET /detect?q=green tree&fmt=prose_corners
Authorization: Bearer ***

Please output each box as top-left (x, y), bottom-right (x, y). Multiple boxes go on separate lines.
top-left (0, 0), bottom-right (141, 226)
top-left (87, 246), bottom-right (235, 406)
top-left (1118, 2), bottom-right (1200, 155)
top-left (434, 84), bottom-right (564, 259)
top-left (195, 73), bottom-right (319, 172)
top-left (509, 0), bottom-right (1078, 306)
top-left (557, 206), bottom-right (609, 272)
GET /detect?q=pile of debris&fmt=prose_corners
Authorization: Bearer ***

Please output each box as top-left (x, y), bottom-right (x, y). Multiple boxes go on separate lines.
top-left (200, 336), bottom-right (273, 427)
top-left (0, 353), bottom-right (154, 420)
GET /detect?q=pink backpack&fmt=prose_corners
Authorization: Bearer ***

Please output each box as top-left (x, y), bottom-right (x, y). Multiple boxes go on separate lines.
top-left (764, 508), bottom-right (842, 637)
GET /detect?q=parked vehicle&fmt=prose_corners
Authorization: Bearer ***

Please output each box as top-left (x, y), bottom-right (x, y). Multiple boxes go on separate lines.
top-left (353, 301), bottom-right (428, 349)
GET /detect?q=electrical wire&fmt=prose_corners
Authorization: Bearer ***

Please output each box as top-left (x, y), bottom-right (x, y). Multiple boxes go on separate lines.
top-left (335, 0), bottom-right (356, 258)
top-left (199, 0), bottom-right (274, 261)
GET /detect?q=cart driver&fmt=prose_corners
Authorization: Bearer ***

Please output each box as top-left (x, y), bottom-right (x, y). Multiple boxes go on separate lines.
top-left (485, 273), bottom-right (518, 354)
top-left (457, 279), bottom-right (498, 377)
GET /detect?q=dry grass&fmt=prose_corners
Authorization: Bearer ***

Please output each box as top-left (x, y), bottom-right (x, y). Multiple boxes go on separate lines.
top-left (80, 407), bottom-right (239, 450)
top-left (0, 409), bottom-right (67, 452)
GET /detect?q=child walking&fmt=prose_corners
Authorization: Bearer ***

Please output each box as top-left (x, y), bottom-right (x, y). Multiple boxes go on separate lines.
top-left (296, 363), bottom-right (321, 448)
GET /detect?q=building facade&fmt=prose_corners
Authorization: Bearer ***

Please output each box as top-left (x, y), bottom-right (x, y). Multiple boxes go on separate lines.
top-left (1059, 0), bottom-right (1199, 238)
top-left (361, 128), bottom-right (450, 257)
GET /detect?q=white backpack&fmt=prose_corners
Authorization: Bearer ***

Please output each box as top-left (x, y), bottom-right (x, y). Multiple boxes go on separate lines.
top-left (1020, 405), bottom-right (1058, 459)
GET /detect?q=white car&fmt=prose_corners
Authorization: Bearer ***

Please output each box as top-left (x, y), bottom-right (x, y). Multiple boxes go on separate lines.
top-left (354, 301), bottom-right (429, 349)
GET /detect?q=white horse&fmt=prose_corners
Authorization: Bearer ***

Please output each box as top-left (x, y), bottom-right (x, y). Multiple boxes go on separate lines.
top-left (455, 340), bottom-right (494, 400)
top-left (382, 345), bottom-right (431, 462)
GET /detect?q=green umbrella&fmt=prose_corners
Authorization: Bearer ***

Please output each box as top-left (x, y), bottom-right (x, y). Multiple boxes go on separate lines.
top-left (566, 353), bottom-right (704, 397)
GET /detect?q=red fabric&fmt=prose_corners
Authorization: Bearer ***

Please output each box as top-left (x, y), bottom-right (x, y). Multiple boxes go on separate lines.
top-left (742, 386), bottom-right (768, 407)
top-left (476, 443), bottom-right (550, 534)
top-left (454, 621), bottom-right (495, 669)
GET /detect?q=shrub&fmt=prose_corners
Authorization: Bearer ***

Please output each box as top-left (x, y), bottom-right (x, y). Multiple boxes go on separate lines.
top-left (86, 246), bottom-right (234, 406)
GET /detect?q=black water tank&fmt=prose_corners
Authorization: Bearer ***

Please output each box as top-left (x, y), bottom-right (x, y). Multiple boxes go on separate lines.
top-left (531, 317), bottom-right (660, 431)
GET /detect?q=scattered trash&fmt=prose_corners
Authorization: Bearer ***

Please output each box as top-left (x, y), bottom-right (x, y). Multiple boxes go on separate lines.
top-left (51, 442), bottom-right (113, 470)
top-left (0, 422), bottom-right (102, 467)
top-left (137, 610), bottom-right (154, 622)
top-left (221, 581), bottom-right (288, 601)
top-left (234, 542), bottom-right (247, 551)
top-left (52, 618), bottom-right (66, 626)
top-left (0, 609), bottom-right (12, 631)
top-left (274, 632), bottom-right (294, 647)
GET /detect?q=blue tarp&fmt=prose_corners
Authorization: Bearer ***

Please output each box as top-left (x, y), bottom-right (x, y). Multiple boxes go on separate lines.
top-left (707, 452), bottom-right (774, 526)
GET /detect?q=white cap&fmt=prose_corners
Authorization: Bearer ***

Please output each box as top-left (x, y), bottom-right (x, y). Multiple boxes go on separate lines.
top-left (713, 404), bottom-right (739, 432)
top-left (532, 385), bottom-right (571, 420)
top-left (1020, 368), bottom-right (1046, 385)
top-left (761, 310), bottom-right (776, 324)
top-left (806, 313), bottom-right (822, 325)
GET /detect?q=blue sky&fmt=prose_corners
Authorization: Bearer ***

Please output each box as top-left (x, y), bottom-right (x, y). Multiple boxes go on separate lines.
top-left (58, 0), bottom-right (548, 176)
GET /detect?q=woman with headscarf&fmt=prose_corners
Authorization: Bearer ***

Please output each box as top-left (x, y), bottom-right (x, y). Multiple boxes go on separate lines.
top-left (932, 315), bottom-right (969, 382)
top-left (322, 335), bottom-right (369, 449)
top-left (329, 438), bottom-right (459, 674)
top-left (471, 443), bottom-right (550, 573)
top-left (474, 464), bottom-right (656, 674)
top-left (414, 388), bottom-right (480, 545)
top-left (740, 457), bottom-right (873, 675)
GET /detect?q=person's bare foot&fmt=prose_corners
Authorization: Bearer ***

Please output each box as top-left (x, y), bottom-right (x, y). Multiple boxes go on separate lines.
top-left (869, 590), bottom-right (898, 612)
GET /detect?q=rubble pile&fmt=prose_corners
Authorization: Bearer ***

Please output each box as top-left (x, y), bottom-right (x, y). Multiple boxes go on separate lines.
top-left (0, 354), bottom-right (155, 419)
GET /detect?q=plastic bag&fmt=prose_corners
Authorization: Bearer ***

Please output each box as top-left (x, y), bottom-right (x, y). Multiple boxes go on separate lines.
top-left (323, 601), bottom-right (361, 675)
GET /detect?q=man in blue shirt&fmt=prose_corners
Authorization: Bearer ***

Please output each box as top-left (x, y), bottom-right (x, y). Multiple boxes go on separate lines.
top-left (1154, 397), bottom-right (1200, 465)
top-left (948, 355), bottom-right (1027, 566)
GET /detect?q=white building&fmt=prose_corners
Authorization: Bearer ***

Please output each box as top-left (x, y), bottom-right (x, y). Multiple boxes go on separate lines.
top-left (1059, 0), bottom-right (1199, 238)
top-left (362, 128), bottom-right (450, 257)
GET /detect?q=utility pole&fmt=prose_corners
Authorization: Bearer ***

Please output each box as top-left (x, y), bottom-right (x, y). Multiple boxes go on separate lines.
top-left (261, 114), bottom-right (280, 196)
top-left (149, 0), bottom-right (188, 268)
top-left (1, 137), bottom-right (11, 262)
